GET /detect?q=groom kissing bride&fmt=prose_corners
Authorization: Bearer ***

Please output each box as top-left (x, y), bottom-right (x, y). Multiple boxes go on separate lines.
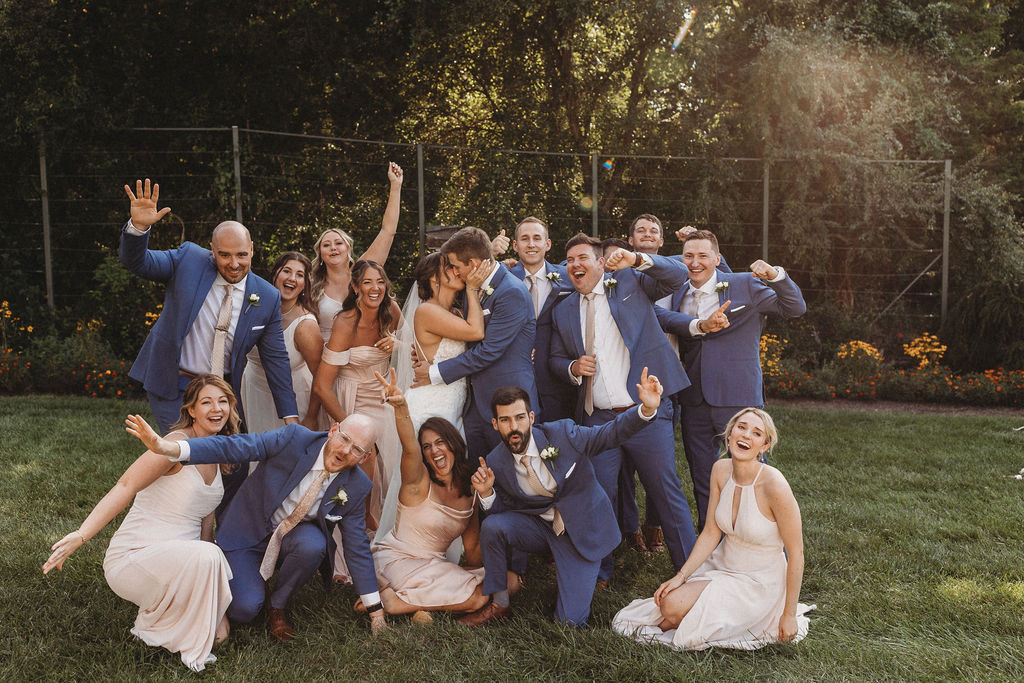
top-left (412, 227), bottom-right (538, 460)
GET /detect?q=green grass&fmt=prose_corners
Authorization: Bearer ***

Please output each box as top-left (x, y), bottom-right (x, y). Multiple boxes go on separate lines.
top-left (2, 396), bottom-right (1023, 681)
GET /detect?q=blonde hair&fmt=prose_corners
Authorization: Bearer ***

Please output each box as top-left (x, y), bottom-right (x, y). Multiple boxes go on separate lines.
top-left (310, 228), bottom-right (356, 304)
top-left (718, 407), bottom-right (778, 458)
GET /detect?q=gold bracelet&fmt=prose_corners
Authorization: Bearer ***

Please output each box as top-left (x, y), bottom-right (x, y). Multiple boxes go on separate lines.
top-left (76, 530), bottom-right (87, 545)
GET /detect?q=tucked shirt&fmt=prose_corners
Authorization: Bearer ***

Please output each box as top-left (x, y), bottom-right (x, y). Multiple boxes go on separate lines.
top-left (568, 278), bottom-right (634, 410)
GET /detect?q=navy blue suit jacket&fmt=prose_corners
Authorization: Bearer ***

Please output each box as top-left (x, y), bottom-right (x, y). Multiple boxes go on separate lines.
top-left (437, 264), bottom-right (538, 418)
top-left (656, 272), bottom-right (806, 407)
top-left (549, 256), bottom-right (692, 421)
top-left (119, 225), bottom-right (297, 421)
top-left (486, 408), bottom-right (651, 561)
top-left (510, 261), bottom-right (575, 420)
top-left (185, 424), bottom-right (377, 596)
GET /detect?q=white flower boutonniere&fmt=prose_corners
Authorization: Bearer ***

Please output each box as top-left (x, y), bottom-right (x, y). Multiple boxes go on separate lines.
top-left (604, 278), bottom-right (618, 290)
top-left (248, 293), bottom-right (261, 306)
top-left (714, 281), bottom-right (729, 293)
top-left (546, 272), bottom-right (561, 282)
top-left (330, 489), bottom-right (349, 506)
top-left (540, 445), bottom-right (560, 460)
top-left (482, 284), bottom-right (495, 297)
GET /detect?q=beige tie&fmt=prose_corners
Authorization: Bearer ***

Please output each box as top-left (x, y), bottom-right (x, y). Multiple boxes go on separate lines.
top-left (259, 469), bottom-right (331, 580)
top-left (210, 284), bottom-right (233, 377)
top-left (527, 276), bottom-right (541, 317)
top-left (686, 289), bottom-right (704, 318)
top-left (522, 455), bottom-right (565, 535)
top-left (583, 292), bottom-right (596, 416)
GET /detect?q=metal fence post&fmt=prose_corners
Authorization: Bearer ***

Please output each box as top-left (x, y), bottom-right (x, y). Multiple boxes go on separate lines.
top-left (941, 159), bottom-right (951, 323)
top-left (762, 158), bottom-right (770, 262)
top-left (417, 144), bottom-right (426, 256)
top-left (591, 152), bottom-right (599, 237)
top-left (38, 138), bottom-right (54, 311)
top-left (232, 125), bottom-right (243, 222)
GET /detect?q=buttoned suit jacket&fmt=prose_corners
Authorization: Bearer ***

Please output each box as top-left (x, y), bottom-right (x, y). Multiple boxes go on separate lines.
top-left (485, 407), bottom-right (651, 561)
top-left (656, 271), bottom-right (806, 407)
top-left (548, 255), bottom-right (692, 421)
top-left (185, 424), bottom-right (377, 596)
top-left (510, 261), bottom-right (575, 420)
top-left (119, 225), bottom-right (297, 421)
top-left (437, 264), bottom-right (538, 419)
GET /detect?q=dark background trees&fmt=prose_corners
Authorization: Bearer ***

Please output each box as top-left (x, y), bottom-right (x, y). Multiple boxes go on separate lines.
top-left (2, 0), bottom-right (1023, 371)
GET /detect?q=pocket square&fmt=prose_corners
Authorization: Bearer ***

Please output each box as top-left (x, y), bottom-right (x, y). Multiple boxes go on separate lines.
top-left (729, 305), bottom-right (746, 313)
top-left (324, 514), bottom-right (343, 523)
top-left (564, 462), bottom-right (576, 478)
top-left (483, 309), bottom-right (491, 316)
top-left (251, 324), bottom-right (266, 330)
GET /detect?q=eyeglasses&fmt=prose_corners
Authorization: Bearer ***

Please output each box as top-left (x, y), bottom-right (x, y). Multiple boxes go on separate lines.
top-left (336, 430), bottom-right (370, 462)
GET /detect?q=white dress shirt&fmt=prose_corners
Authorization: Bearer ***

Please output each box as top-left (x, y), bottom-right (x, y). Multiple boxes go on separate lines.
top-left (480, 437), bottom-right (556, 521)
top-left (685, 268), bottom-right (787, 336)
top-left (523, 263), bottom-right (553, 315)
top-left (569, 278), bottom-right (634, 410)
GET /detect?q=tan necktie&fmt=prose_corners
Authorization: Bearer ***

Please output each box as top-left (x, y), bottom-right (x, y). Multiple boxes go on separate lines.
top-left (522, 455), bottom-right (565, 535)
top-left (260, 469), bottom-right (331, 580)
top-left (527, 275), bottom-right (541, 317)
top-left (210, 284), bottom-right (233, 377)
top-left (686, 289), bottom-right (704, 318)
top-left (583, 292), bottom-right (596, 416)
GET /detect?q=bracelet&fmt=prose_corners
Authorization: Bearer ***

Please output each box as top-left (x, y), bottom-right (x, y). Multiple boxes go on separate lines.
top-left (467, 287), bottom-right (481, 291)
top-left (76, 530), bottom-right (87, 545)
top-left (365, 602), bottom-right (384, 614)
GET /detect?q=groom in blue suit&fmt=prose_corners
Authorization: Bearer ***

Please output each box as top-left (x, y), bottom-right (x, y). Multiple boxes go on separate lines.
top-left (137, 414), bottom-right (386, 640)
top-left (118, 179), bottom-right (297, 434)
top-left (549, 234), bottom-right (698, 586)
top-left (421, 227), bottom-right (538, 459)
top-left (507, 217), bottom-right (575, 421)
top-left (458, 373), bottom-right (663, 627)
top-left (656, 229), bottom-right (806, 529)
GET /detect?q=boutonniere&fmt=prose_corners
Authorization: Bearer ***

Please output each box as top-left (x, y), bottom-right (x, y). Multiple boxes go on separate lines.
top-left (546, 272), bottom-right (561, 282)
top-left (330, 488), bottom-right (349, 506)
top-left (604, 278), bottom-right (618, 290)
top-left (540, 445), bottom-right (560, 460)
top-left (247, 293), bottom-right (261, 306)
top-left (714, 281), bottom-right (729, 293)
top-left (481, 284), bottom-right (495, 297)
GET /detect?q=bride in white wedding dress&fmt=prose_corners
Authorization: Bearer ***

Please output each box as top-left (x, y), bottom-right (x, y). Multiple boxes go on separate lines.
top-left (377, 251), bottom-right (489, 546)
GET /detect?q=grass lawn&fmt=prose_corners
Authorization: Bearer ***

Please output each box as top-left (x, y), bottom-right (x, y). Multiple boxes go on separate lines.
top-left (2, 396), bottom-right (1023, 681)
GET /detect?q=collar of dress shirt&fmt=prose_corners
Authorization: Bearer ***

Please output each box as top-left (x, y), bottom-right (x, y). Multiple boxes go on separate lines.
top-left (213, 272), bottom-right (249, 293)
top-left (512, 432), bottom-right (541, 466)
top-left (693, 271), bottom-right (718, 295)
top-left (524, 261), bottom-right (548, 281)
top-left (589, 277), bottom-right (608, 297)
top-left (481, 261), bottom-right (500, 290)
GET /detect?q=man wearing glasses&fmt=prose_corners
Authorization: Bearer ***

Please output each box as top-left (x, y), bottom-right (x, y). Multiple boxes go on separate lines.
top-left (129, 413), bottom-right (387, 641)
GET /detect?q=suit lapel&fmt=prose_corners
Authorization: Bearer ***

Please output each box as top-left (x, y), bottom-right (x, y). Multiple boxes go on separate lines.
top-left (567, 292), bottom-right (585, 354)
top-left (187, 260), bottom-right (219, 334)
top-left (672, 282), bottom-right (692, 312)
top-left (279, 441), bottom-right (322, 505)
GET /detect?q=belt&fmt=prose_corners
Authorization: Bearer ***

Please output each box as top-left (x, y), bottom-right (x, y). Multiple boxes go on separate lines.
top-left (610, 403), bottom-right (637, 413)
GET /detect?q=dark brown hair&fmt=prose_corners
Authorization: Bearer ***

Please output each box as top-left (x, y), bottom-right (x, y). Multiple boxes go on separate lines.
top-left (342, 260), bottom-right (397, 339)
top-left (565, 232), bottom-right (603, 259)
top-left (418, 417), bottom-right (474, 497)
top-left (441, 227), bottom-right (492, 263)
top-left (412, 251), bottom-right (445, 301)
top-left (270, 251), bottom-right (316, 318)
top-left (490, 385), bottom-right (532, 417)
top-left (628, 213), bottom-right (663, 237)
top-left (682, 229), bottom-right (720, 253)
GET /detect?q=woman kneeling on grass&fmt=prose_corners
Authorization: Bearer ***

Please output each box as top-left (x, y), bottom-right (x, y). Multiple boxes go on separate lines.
top-left (43, 375), bottom-right (237, 672)
top-left (613, 408), bottom-right (813, 650)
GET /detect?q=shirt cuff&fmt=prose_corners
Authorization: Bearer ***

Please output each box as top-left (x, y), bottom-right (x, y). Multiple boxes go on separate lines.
top-left (769, 266), bottom-right (787, 282)
top-left (480, 492), bottom-right (496, 510)
top-left (635, 252), bottom-right (653, 270)
top-left (637, 405), bottom-right (656, 421)
top-left (125, 220), bottom-right (149, 235)
top-left (282, 414), bottom-right (298, 420)
top-left (359, 591), bottom-right (382, 607)
top-left (567, 364), bottom-right (583, 385)
top-left (169, 440), bottom-right (191, 463)
top-left (688, 318), bottom-right (704, 336)
top-left (428, 364), bottom-right (444, 386)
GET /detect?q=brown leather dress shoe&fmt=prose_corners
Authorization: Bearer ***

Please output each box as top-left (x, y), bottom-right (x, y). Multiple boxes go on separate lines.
top-left (625, 530), bottom-right (650, 553)
top-left (594, 579), bottom-right (610, 591)
top-left (642, 523), bottom-right (665, 552)
top-left (268, 607), bottom-right (295, 642)
top-left (456, 600), bottom-right (510, 627)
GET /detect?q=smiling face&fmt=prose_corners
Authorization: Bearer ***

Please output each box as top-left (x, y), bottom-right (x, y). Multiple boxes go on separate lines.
top-left (682, 238), bottom-right (722, 288)
top-left (491, 399), bottom-right (535, 455)
top-left (565, 244), bottom-right (605, 294)
top-left (318, 230), bottom-right (352, 268)
top-left (187, 383), bottom-right (232, 437)
top-left (727, 411), bottom-right (772, 461)
top-left (274, 258), bottom-right (306, 306)
top-left (513, 221), bottom-right (551, 269)
top-left (210, 223), bottom-right (253, 284)
top-left (323, 417), bottom-right (376, 473)
top-left (420, 428), bottom-right (455, 479)
top-left (628, 217), bottom-right (664, 254)
top-left (353, 264), bottom-right (388, 310)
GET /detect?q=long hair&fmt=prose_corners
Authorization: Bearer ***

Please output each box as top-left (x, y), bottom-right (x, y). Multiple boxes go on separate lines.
top-left (412, 251), bottom-right (445, 301)
top-left (718, 407), bottom-right (779, 459)
top-left (169, 374), bottom-right (242, 436)
top-left (341, 260), bottom-right (396, 338)
top-left (310, 228), bottom-right (355, 304)
top-left (418, 417), bottom-right (474, 497)
top-left (270, 251), bottom-right (316, 318)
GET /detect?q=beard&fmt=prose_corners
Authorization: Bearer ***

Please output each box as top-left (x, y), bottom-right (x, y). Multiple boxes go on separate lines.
top-left (502, 428), bottom-right (531, 455)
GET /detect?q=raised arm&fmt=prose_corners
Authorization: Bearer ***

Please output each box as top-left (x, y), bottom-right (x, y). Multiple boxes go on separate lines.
top-left (360, 162), bottom-right (404, 265)
top-left (375, 369), bottom-right (430, 502)
top-left (418, 260), bottom-right (491, 344)
top-left (43, 440), bottom-right (178, 574)
top-left (605, 248), bottom-right (687, 300)
top-left (118, 178), bottom-right (181, 281)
